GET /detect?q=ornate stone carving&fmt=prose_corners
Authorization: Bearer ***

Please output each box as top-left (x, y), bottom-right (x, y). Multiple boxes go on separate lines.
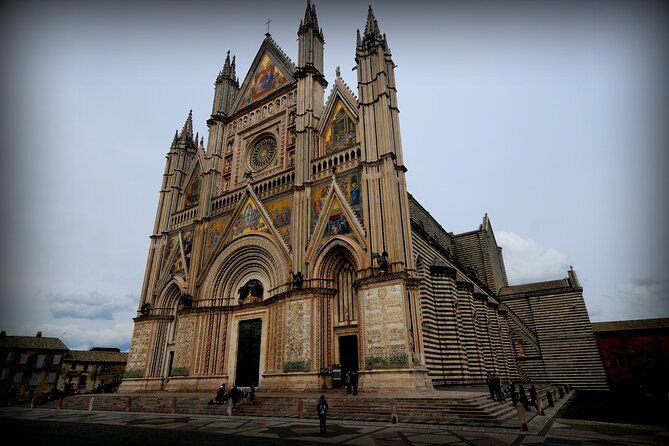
top-left (285, 299), bottom-right (311, 369)
top-left (362, 284), bottom-right (408, 368)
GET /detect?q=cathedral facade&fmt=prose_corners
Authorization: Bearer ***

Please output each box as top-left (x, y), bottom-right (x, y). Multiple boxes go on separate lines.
top-left (121, 3), bottom-right (607, 392)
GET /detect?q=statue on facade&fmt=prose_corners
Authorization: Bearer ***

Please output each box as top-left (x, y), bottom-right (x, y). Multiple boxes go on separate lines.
top-left (179, 293), bottom-right (193, 308)
top-left (371, 250), bottom-right (389, 273)
top-left (291, 270), bottom-right (303, 289)
top-left (238, 279), bottom-right (264, 302)
top-left (139, 302), bottom-right (151, 316)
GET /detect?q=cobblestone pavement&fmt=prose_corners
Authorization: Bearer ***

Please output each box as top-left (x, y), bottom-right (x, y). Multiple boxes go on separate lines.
top-left (1, 407), bottom-right (667, 445)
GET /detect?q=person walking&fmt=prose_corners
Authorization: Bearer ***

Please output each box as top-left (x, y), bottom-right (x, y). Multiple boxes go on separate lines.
top-left (510, 382), bottom-right (518, 406)
top-left (317, 395), bottom-right (329, 434)
top-left (529, 385), bottom-right (538, 412)
top-left (485, 373), bottom-right (495, 401)
top-left (249, 383), bottom-right (256, 404)
top-left (519, 384), bottom-right (529, 411)
top-left (352, 371), bottom-right (359, 396)
top-left (345, 370), bottom-right (352, 396)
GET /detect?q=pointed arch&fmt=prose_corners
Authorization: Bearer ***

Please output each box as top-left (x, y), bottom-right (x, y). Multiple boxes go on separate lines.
top-left (199, 233), bottom-right (290, 305)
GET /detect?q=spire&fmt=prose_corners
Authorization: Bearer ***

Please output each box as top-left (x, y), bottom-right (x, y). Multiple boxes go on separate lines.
top-left (299, 0), bottom-right (323, 40)
top-left (359, 5), bottom-right (387, 52)
top-left (180, 110), bottom-right (193, 140)
top-left (363, 5), bottom-right (381, 39)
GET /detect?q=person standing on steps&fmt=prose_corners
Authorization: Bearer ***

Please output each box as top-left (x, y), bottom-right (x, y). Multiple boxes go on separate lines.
top-left (345, 370), bottom-right (352, 396)
top-left (352, 370), bottom-right (359, 396)
top-left (317, 395), bottom-right (329, 434)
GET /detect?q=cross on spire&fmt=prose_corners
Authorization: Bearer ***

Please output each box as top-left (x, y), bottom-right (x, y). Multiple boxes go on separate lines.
top-left (265, 17), bottom-right (272, 34)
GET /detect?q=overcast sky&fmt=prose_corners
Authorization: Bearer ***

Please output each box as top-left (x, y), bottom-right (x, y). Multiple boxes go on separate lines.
top-left (1, 0), bottom-right (667, 351)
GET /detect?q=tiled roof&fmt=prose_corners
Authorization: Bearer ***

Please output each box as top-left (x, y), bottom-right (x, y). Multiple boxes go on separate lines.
top-left (0, 336), bottom-right (68, 351)
top-left (64, 350), bottom-right (128, 364)
top-left (592, 318), bottom-right (669, 332)
top-left (498, 279), bottom-right (570, 296)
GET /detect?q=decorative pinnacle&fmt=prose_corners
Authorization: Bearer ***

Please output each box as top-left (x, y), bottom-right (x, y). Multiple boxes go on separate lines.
top-left (299, 0), bottom-right (323, 40)
top-left (336, 66), bottom-right (341, 78)
top-left (180, 110), bottom-right (193, 140)
top-left (359, 5), bottom-right (388, 53)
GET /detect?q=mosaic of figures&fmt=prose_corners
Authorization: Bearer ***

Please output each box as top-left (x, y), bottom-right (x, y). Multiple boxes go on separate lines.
top-left (183, 165), bottom-right (201, 208)
top-left (241, 53), bottom-right (289, 108)
top-left (173, 228), bottom-right (193, 277)
top-left (324, 101), bottom-right (357, 155)
top-left (337, 171), bottom-right (362, 221)
top-left (318, 199), bottom-right (357, 252)
top-left (162, 233), bottom-right (180, 272)
top-left (229, 199), bottom-right (269, 241)
top-left (264, 194), bottom-right (292, 245)
top-left (203, 216), bottom-right (231, 265)
top-left (312, 183), bottom-right (330, 229)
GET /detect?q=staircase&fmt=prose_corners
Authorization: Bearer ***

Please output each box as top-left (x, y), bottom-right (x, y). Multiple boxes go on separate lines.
top-left (41, 383), bottom-right (571, 427)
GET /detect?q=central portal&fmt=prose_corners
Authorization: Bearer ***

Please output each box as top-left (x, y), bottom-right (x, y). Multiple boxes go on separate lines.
top-left (235, 319), bottom-right (262, 387)
top-left (338, 335), bottom-right (359, 375)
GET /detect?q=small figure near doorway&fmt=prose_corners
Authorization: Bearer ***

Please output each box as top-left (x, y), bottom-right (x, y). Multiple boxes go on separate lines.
top-left (345, 370), bottom-right (353, 396)
top-left (317, 395), bottom-right (329, 434)
top-left (249, 383), bottom-right (256, 404)
top-left (352, 370), bottom-right (359, 395)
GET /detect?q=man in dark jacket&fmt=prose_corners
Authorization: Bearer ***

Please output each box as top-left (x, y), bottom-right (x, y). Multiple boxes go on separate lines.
top-left (317, 395), bottom-right (329, 434)
top-left (529, 385), bottom-right (538, 411)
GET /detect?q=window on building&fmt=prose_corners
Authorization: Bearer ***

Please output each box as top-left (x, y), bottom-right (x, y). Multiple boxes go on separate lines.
top-left (78, 375), bottom-right (87, 386)
top-left (6, 352), bottom-right (15, 361)
top-left (19, 354), bottom-right (29, 364)
top-left (36, 355), bottom-right (46, 369)
top-left (1, 368), bottom-right (9, 381)
top-left (30, 373), bottom-right (40, 386)
top-left (83, 363), bottom-right (89, 372)
top-left (515, 340), bottom-right (526, 357)
top-left (70, 362), bottom-right (77, 370)
top-left (53, 355), bottom-right (62, 365)
top-left (47, 373), bottom-right (57, 383)
top-left (13, 372), bottom-right (23, 383)
top-left (101, 364), bottom-right (112, 372)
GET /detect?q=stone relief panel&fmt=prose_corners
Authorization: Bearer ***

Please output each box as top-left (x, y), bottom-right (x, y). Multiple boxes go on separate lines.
top-left (125, 321), bottom-right (154, 377)
top-left (362, 284), bottom-right (408, 369)
top-left (172, 315), bottom-right (197, 376)
top-left (284, 299), bottom-right (311, 372)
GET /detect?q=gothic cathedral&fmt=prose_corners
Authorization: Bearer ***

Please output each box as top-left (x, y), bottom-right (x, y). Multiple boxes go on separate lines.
top-left (122, 3), bottom-right (608, 392)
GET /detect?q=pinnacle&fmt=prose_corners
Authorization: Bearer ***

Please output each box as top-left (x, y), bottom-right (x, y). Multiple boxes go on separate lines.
top-left (179, 110), bottom-right (194, 141)
top-left (299, 0), bottom-right (323, 40)
top-left (364, 5), bottom-right (380, 39)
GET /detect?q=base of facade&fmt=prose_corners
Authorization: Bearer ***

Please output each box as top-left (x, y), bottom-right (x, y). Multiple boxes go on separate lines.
top-left (118, 378), bottom-right (165, 393)
top-left (359, 367), bottom-right (433, 392)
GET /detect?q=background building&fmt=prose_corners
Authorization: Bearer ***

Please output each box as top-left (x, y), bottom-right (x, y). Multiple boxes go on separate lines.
top-left (0, 331), bottom-right (68, 402)
top-left (593, 318), bottom-right (669, 396)
top-left (59, 348), bottom-right (128, 394)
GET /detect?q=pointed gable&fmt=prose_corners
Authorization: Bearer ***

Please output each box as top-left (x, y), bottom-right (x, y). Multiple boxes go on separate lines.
top-left (227, 197), bottom-right (270, 241)
top-left (307, 178), bottom-right (366, 260)
top-left (319, 78), bottom-right (359, 156)
top-left (182, 163), bottom-right (201, 208)
top-left (232, 36), bottom-right (296, 113)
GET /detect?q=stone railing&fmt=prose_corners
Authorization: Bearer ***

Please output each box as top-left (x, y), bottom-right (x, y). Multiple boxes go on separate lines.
top-left (169, 206), bottom-right (198, 230)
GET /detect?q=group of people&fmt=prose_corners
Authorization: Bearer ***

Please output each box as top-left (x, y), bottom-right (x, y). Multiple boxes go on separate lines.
top-left (344, 370), bottom-right (359, 396)
top-left (209, 383), bottom-right (256, 409)
top-left (486, 374), bottom-right (541, 413)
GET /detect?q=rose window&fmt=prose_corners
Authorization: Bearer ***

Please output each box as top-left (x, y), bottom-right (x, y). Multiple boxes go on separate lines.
top-left (249, 136), bottom-right (277, 171)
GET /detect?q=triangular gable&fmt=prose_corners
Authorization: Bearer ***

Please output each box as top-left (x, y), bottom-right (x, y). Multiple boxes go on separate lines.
top-left (319, 79), bottom-right (359, 156)
top-left (156, 228), bottom-right (194, 292)
top-left (198, 186), bottom-right (291, 282)
top-left (231, 37), bottom-right (296, 113)
top-left (226, 197), bottom-right (271, 241)
top-left (220, 186), bottom-right (291, 252)
top-left (306, 178), bottom-right (366, 261)
top-left (181, 158), bottom-right (203, 209)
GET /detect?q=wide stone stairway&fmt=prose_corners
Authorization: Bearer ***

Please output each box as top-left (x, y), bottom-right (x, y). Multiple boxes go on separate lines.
top-left (42, 383), bottom-right (569, 427)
